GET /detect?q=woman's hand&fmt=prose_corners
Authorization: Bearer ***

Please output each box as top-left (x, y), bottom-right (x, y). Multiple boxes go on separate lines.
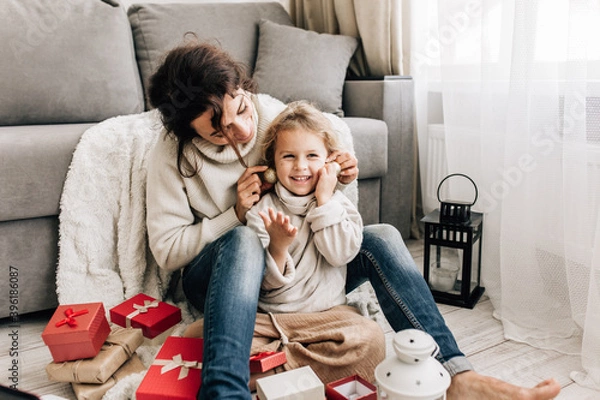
top-left (235, 165), bottom-right (269, 223)
top-left (327, 151), bottom-right (358, 185)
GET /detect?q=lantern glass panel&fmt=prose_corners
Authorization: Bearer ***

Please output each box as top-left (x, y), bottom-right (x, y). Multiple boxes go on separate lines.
top-left (427, 246), bottom-right (461, 293)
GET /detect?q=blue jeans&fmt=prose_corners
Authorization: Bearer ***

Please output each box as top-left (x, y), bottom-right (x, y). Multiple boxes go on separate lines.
top-left (346, 224), bottom-right (473, 375)
top-left (183, 224), bottom-right (472, 399)
top-left (182, 226), bottom-right (264, 400)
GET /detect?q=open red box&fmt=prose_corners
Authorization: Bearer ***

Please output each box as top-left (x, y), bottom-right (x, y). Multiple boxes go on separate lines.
top-left (325, 375), bottom-right (377, 400)
top-left (250, 351), bottom-right (287, 373)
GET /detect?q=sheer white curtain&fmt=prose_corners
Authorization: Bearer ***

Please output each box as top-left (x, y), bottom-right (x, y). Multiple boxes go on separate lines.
top-left (411, 0), bottom-right (600, 391)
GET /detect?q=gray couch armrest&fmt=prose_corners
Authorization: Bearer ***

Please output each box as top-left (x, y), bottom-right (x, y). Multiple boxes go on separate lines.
top-left (342, 76), bottom-right (415, 238)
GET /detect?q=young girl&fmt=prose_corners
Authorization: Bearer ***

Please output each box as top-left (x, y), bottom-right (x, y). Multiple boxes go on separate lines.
top-left (246, 100), bottom-right (362, 313)
top-left (245, 101), bottom-right (385, 384)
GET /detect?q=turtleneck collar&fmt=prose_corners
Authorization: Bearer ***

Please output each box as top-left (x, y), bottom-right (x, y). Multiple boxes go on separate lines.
top-left (189, 93), bottom-right (259, 165)
top-left (275, 182), bottom-right (316, 216)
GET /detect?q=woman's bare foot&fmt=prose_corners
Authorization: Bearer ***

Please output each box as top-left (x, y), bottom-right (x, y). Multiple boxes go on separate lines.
top-left (447, 371), bottom-right (561, 400)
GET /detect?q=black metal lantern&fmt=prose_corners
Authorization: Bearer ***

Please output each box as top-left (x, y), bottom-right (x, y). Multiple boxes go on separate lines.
top-left (421, 174), bottom-right (485, 308)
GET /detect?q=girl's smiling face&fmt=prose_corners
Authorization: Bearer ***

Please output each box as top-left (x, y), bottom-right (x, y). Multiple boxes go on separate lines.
top-left (274, 128), bottom-right (329, 196)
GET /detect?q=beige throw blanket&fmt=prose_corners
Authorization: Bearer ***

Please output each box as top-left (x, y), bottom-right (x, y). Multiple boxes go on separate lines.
top-left (251, 305), bottom-right (386, 384)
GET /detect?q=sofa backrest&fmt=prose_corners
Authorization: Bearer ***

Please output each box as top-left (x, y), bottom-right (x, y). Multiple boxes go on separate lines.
top-left (0, 0), bottom-right (145, 126)
top-left (127, 2), bottom-right (292, 109)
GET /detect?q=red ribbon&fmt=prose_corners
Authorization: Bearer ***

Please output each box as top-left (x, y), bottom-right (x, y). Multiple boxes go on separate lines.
top-left (55, 308), bottom-right (89, 328)
top-left (249, 351), bottom-right (276, 361)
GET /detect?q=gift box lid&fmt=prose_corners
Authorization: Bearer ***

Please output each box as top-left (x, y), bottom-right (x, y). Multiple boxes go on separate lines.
top-left (136, 336), bottom-right (204, 400)
top-left (326, 375), bottom-right (377, 400)
top-left (109, 293), bottom-right (181, 338)
top-left (41, 302), bottom-right (109, 346)
top-left (257, 365), bottom-right (324, 400)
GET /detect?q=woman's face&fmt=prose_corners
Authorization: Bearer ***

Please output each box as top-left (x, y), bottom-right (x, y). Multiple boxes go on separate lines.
top-left (190, 89), bottom-right (255, 146)
top-left (274, 128), bottom-right (329, 196)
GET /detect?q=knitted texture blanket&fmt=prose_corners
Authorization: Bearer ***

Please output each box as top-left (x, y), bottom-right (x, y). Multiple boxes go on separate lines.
top-left (56, 110), bottom-right (171, 308)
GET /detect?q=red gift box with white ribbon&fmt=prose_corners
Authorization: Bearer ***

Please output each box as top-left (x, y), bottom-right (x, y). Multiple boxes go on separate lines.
top-left (41, 302), bottom-right (111, 363)
top-left (136, 336), bottom-right (203, 400)
top-left (109, 293), bottom-right (181, 339)
top-left (250, 351), bottom-right (287, 373)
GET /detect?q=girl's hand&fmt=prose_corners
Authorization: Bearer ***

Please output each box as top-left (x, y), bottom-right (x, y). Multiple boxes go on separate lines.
top-left (235, 165), bottom-right (269, 223)
top-left (259, 208), bottom-right (297, 273)
top-left (315, 162), bottom-right (339, 206)
top-left (327, 151), bottom-right (358, 185)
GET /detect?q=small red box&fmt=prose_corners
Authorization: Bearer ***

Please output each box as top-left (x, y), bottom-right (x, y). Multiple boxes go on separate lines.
top-left (325, 375), bottom-right (377, 400)
top-left (250, 351), bottom-right (287, 373)
top-left (136, 336), bottom-right (203, 400)
top-left (41, 302), bottom-right (111, 363)
top-left (109, 293), bottom-right (181, 339)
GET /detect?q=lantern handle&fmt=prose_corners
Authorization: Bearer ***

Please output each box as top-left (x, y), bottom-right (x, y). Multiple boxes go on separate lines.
top-left (437, 173), bottom-right (478, 206)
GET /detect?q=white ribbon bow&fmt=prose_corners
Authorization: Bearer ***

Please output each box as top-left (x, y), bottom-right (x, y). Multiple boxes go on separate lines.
top-left (153, 354), bottom-right (202, 380)
top-left (125, 300), bottom-right (159, 328)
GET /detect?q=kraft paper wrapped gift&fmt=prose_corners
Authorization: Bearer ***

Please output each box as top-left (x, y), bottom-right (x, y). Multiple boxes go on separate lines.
top-left (136, 336), bottom-right (203, 400)
top-left (42, 303), bottom-right (111, 363)
top-left (250, 351), bottom-right (287, 374)
top-left (256, 365), bottom-right (324, 400)
top-left (46, 326), bottom-right (144, 383)
top-left (71, 354), bottom-right (145, 400)
top-left (109, 293), bottom-right (181, 339)
top-left (325, 375), bottom-right (377, 400)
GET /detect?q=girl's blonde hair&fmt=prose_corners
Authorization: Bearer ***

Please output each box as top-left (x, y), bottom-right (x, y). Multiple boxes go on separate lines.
top-left (262, 100), bottom-right (343, 168)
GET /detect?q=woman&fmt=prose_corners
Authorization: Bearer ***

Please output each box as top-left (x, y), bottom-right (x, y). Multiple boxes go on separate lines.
top-left (146, 41), bottom-right (561, 400)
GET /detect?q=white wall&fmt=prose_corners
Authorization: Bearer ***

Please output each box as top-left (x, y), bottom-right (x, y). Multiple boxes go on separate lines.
top-left (120, 0), bottom-right (291, 14)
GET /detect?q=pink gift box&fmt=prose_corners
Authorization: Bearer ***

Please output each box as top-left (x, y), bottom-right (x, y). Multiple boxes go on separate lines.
top-left (249, 351), bottom-right (287, 373)
top-left (41, 302), bottom-right (111, 363)
top-left (109, 293), bottom-right (181, 339)
top-left (325, 375), bottom-right (377, 400)
top-left (136, 336), bottom-right (203, 400)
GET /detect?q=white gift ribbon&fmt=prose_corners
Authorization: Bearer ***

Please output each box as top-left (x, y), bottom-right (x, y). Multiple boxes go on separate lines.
top-left (125, 300), bottom-right (159, 328)
top-left (153, 354), bottom-right (202, 380)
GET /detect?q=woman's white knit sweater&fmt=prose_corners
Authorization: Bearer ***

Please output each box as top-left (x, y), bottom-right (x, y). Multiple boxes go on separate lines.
top-left (146, 94), bottom-right (356, 272)
top-left (246, 183), bottom-right (363, 313)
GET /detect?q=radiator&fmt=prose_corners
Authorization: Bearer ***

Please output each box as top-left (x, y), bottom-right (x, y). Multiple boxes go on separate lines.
top-left (424, 123), bottom-right (448, 213)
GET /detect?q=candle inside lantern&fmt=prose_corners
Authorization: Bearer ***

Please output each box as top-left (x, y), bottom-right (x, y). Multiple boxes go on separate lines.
top-left (430, 261), bottom-right (459, 292)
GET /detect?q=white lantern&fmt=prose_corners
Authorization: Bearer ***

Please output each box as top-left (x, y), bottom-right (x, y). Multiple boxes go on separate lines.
top-left (375, 329), bottom-right (451, 400)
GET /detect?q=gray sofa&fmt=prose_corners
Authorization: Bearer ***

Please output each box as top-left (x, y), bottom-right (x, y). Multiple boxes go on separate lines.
top-left (0, 0), bottom-right (414, 319)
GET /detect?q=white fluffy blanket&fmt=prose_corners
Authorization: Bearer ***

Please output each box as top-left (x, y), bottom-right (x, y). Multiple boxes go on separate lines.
top-left (56, 110), bottom-right (171, 308)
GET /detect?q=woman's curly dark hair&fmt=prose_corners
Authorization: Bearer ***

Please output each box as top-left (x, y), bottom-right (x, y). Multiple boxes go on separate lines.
top-left (148, 39), bottom-right (257, 176)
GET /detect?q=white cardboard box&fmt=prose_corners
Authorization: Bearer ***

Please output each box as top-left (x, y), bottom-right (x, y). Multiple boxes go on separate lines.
top-left (256, 365), bottom-right (324, 400)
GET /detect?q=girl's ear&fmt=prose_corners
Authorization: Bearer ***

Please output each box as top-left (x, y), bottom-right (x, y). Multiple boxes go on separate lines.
top-left (263, 167), bottom-right (277, 184)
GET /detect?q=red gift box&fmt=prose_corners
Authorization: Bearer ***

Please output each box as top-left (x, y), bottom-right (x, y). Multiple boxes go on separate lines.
top-left (41, 302), bottom-right (111, 363)
top-left (136, 336), bottom-right (203, 400)
top-left (325, 375), bottom-right (377, 400)
top-left (109, 293), bottom-right (181, 339)
top-left (250, 351), bottom-right (287, 373)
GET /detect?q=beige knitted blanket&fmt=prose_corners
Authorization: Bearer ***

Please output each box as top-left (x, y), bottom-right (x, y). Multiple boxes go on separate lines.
top-left (251, 305), bottom-right (386, 384)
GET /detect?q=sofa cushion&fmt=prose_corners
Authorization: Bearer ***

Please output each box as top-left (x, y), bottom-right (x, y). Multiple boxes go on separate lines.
top-left (343, 117), bottom-right (388, 179)
top-left (0, 123), bottom-right (95, 222)
top-left (252, 19), bottom-right (358, 117)
top-left (128, 2), bottom-right (292, 107)
top-left (0, 0), bottom-right (144, 126)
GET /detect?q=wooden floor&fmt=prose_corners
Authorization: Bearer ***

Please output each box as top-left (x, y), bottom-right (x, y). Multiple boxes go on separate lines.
top-left (1, 239), bottom-right (598, 399)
